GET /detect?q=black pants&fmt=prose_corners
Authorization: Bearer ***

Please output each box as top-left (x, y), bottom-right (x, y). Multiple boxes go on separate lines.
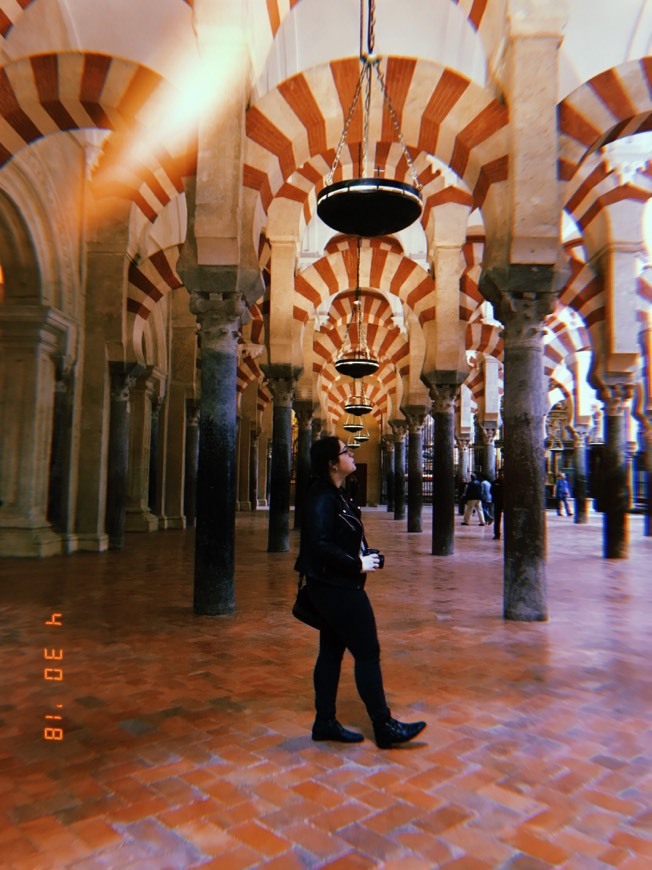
top-left (493, 505), bottom-right (503, 537)
top-left (307, 581), bottom-right (390, 724)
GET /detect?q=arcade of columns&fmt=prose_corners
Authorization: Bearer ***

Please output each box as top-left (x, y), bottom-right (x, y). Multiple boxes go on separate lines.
top-left (0, 1), bottom-right (650, 626)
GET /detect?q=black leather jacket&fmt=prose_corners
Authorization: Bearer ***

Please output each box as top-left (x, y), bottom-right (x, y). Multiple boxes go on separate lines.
top-left (294, 479), bottom-right (368, 588)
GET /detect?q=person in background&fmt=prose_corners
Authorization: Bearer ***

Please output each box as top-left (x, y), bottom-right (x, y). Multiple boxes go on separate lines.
top-left (461, 474), bottom-right (486, 526)
top-left (480, 475), bottom-right (493, 524)
top-left (294, 436), bottom-right (426, 749)
top-left (491, 469), bottom-right (504, 540)
top-left (555, 472), bottom-right (573, 517)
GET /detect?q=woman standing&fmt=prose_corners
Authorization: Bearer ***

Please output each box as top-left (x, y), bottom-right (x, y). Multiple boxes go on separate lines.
top-left (294, 436), bottom-right (426, 749)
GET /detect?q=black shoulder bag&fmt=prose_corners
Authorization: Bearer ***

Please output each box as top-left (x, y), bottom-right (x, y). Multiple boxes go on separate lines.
top-left (292, 575), bottom-right (323, 630)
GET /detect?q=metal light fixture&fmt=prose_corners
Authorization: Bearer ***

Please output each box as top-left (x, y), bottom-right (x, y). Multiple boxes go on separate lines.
top-left (344, 380), bottom-right (373, 416)
top-left (334, 240), bottom-right (379, 379)
top-left (343, 415), bottom-right (364, 432)
top-left (354, 426), bottom-right (370, 443)
top-left (347, 437), bottom-right (362, 450)
top-left (316, 0), bottom-right (423, 237)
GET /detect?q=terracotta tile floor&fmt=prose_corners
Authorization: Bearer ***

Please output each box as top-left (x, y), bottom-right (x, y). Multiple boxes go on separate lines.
top-left (1, 508), bottom-right (651, 869)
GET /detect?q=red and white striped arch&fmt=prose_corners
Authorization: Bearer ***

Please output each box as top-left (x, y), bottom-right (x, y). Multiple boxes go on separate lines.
top-left (0, 52), bottom-right (191, 222)
top-left (558, 58), bottom-right (652, 183)
top-left (460, 233), bottom-right (485, 321)
top-left (127, 246), bottom-right (183, 323)
top-left (465, 320), bottom-right (502, 359)
top-left (245, 57), bottom-right (508, 242)
top-left (564, 154), bottom-right (652, 238)
top-left (294, 245), bottom-right (435, 326)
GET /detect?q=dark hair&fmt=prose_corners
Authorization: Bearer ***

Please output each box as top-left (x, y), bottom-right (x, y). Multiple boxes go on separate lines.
top-left (310, 436), bottom-right (342, 480)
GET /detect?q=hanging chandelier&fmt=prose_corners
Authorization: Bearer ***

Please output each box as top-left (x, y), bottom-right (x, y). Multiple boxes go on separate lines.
top-left (317, 0), bottom-right (423, 237)
top-left (347, 437), bottom-right (362, 450)
top-left (343, 415), bottom-right (364, 432)
top-left (344, 380), bottom-right (373, 416)
top-left (334, 241), bottom-right (379, 379)
top-left (354, 426), bottom-right (370, 443)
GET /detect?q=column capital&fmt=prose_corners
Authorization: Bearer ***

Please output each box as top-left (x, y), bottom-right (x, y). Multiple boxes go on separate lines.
top-left (479, 423), bottom-right (498, 445)
top-left (382, 435), bottom-right (395, 453)
top-left (389, 420), bottom-right (407, 441)
top-left (189, 291), bottom-right (245, 353)
top-left (293, 400), bottom-right (315, 429)
top-left (480, 265), bottom-right (558, 342)
top-left (263, 367), bottom-right (300, 407)
top-left (599, 383), bottom-right (634, 417)
top-left (402, 405), bottom-right (429, 433)
top-left (429, 383), bottom-right (459, 415)
top-left (109, 362), bottom-right (143, 402)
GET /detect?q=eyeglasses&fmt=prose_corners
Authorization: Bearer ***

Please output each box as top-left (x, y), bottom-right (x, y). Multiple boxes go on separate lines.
top-left (338, 447), bottom-right (354, 457)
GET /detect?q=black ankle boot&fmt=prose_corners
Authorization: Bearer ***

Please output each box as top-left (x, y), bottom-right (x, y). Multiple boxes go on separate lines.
top-left (312, 718), bottom-right (364, 743)
top-left (373, 716), bottom-right (426, 749)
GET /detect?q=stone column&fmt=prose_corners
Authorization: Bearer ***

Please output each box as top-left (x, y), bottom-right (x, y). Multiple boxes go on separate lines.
top-left (190, 293), bottom-right (244, 615)
top-left (383, 436), bottom-right (395, 510)
top-left (184, 400), bottom-right (199, 527)
top-left (265, 371), bottom-right (298, 552)
top-left (600, 385), bottom-right (633, 559)
top-left (430, 385), bottom-right (458, 556)
top-left (481, 267), bottom-right (556, 621)
top-left (47, 359), bottom-right (75, 539)
top-left (480, 425), bottom-right (498, 481)
top-left (572, 425), bottom-right (590, 524)
top-left (644, 419), bottom-right (652, 538)
top-left (293, 401), bottom-right (314, 530)
top-left (248, 426), bottom-right (260, 512)
top-left (391, 422), bottom-right (407, 521)
top-left (0, 307), bottom-right (68, 556)
top-left (456, 436), bottom-right (471, 482)
top-left (125, 371), bottom-right (159, 533)
top-left (106, 364), bottom-right (140, 549)
top-left (405, 408), bottom-right (427, 533)
top-left (148, 395), bottom-right (161, 513)
top-left (501, 292), bottom-right (549, 620)
top-left (311, 418), bottom-right (323, 442)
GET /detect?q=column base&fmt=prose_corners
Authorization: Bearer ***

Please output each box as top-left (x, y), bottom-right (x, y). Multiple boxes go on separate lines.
top-left (76, 533), bottom-right (110, 552)
top-left (125, 509), bottom-right (159, 533)
top-left (0, 524), bottom-right (62, 557)
top-left (165, 516), bottom-right (187, 529)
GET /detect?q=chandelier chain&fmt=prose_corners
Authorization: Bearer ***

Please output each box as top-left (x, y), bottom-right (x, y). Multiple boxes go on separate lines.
top-left (325, 64), bottom-right (366, 186)
top-left (375, 65), bottom-right (422, 190)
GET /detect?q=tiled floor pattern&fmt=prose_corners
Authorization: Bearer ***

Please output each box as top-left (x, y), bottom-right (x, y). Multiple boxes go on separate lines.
top-left (1, 509), bottom-right (651, 869)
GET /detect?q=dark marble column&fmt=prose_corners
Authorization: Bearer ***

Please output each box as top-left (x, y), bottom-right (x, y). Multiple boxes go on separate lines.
top-left (481, 266), bottom-right (555, 621)
top-left (480, 424), bottom-right (497, 481)
top-left (184, 400), bottom-right (199, 527)
top-left (644, 419), bottom-right (652, 538)
top-left (430, 385), bottom-right (458, 556)
top-left (572, 425), bottom-right (590, 524)
top-left (190, 294), bottom-right (244, 615)
top-left (391, 422), bottom-right (407, 521)
top-left (311, 418), bottom-right (323, 442)
top-left (383, 437), bottom-right (395, 510)
top-left (264, 372), bottom-right (298, 552)
top-left (457, 437), bottom-right (471, 482)
top-left (148, 396), bottom-right (161, 513)
top-left (405, 408), bottom-right (427, 533)
top-left (47, 361), bottom-right (74, 535)
top-left (248, 426), bottom-right (260, 511)
top-left (600, 385), bottom-right (633, 559)
top-left (106, 364), bottom-right (140, 550)
top-left (293, 402), bottom-right (314, 530)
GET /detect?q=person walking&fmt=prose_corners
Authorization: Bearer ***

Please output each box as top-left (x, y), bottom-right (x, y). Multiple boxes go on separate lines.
top-left (480, 475), bottom-right (493, 523)
top-left (491, 468), bottom-right (504, 539)
top-left (461, 474), bottom-right (486, 526)
top-left (555, 472), bottom-right (573, 516)
top-left (294, 436), bottom-right (426, 749)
